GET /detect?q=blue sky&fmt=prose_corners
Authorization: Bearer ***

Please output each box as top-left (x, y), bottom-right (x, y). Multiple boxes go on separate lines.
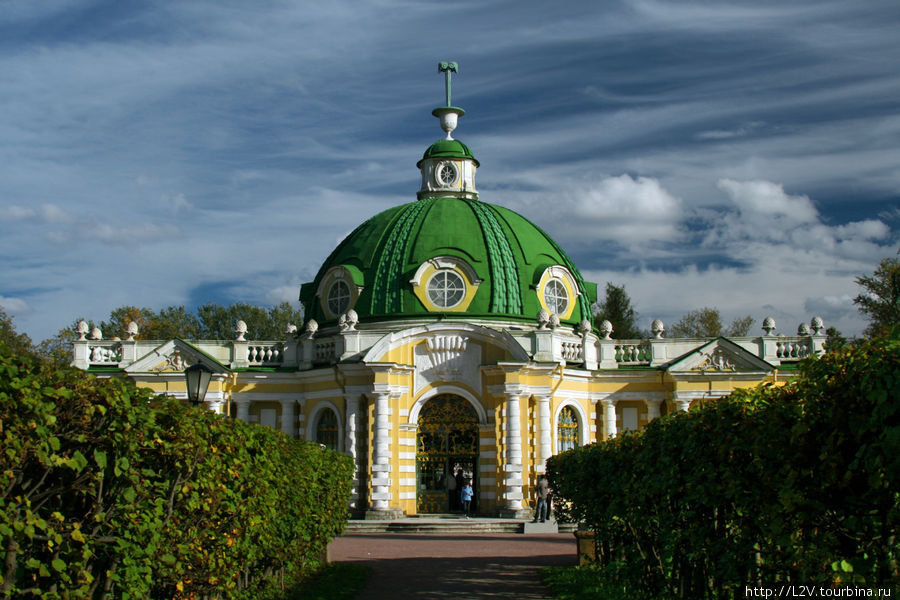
top-left (1, 0), bottom-right (898, 342)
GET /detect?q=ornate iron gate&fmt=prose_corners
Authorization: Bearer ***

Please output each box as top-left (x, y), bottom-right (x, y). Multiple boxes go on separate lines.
top-left (416, 395), bottom-right (479, 514)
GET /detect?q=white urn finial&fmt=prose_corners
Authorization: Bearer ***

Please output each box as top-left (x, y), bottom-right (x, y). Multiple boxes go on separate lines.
top-left (549, 314), bottom-right (560, 331)
top-left (577, 319), bottom-right (592, 335)
top-left (762, 317), bottom-right (776, 336)
top-left (304, 319), bottom-right (318, 339)
top-left (89, 326), bottom-right (103, 341)
top-left (599, 320), bottom-right (613, 340)
top-left (125, 321), bottom-right (139, 341)
top-left (285, 323), bottom-right (298, 337)
top-left (76, 320), bottom-right (90, 341)
top-left (537, 309), bottom-right (550, 330)
top-left (651, 319), bottom-right (665, 339)
top-left (797, 322), bottom-right (811, 336)
top-left (234, 320), bottom-right (248, 341)
top-left (810, 316), bottom-right (825, 335)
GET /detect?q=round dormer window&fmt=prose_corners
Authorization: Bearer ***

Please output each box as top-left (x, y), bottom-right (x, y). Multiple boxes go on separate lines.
top-left (327, 280), bottom-right (351, 315)
top-left (435, 161), bottom-right (458, 187)
top-left (543, 278), bottom-right (569, 316)
top-left (426, 270), bottom-right (465, 309)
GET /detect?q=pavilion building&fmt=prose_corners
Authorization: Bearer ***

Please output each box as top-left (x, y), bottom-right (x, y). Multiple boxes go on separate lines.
top-left (72, 65), bottom-right (826, 518)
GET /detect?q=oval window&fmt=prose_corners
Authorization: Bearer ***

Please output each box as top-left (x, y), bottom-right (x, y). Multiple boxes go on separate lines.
top-left (427, 270), bottom-right (466, 309)
top-left (327, 280), bottom-right (351, 315)
top-left (543, 278), bottom-right (569, 316)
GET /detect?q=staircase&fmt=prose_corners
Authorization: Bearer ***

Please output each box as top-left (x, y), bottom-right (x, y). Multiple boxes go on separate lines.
top-left (344, 516), bottom-right (576, 535)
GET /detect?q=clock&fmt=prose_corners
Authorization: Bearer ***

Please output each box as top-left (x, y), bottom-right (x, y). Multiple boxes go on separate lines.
top-left (435, 162), bottom-right (458, 187)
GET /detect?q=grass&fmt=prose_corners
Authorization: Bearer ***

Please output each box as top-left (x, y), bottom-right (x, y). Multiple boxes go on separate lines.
top-left (284, 563), bottom-right (371, 600)
top-left (542, 565), bottom-right (646, 600)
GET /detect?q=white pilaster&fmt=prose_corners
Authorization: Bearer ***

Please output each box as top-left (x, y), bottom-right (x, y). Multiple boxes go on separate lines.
top-left (235, 399), bottom-right (251, 422)
top-left (537, 395), bottom-right (552, 471)
top-left (280, 400), bottom-right (296, 437)
top-left (645, 398), bottom-right (663, 421)
top-left (345, 394), bottom-right (361, 509)
top-left (602, 398), bottom-right (618, 439)
top-left (371, 390), bottom-right (391, 511)
top-left (503, 390), bottom-right (524, 510)
top-left (673, 393), bottom-right (693, 412)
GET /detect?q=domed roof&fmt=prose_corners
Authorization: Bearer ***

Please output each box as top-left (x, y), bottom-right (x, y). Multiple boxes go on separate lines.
top-left (299, 196), bottom-right (596, 327)
top-left (417, 139), bottom-right (480, 168)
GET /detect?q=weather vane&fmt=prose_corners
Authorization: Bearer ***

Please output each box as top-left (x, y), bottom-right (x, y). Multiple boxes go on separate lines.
top-left (438, 61), bottom-right (458, 107)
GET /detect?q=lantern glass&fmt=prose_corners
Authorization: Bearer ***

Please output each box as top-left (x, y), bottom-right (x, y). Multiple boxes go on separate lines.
top-left (185, 362), bottom-right (213, 406)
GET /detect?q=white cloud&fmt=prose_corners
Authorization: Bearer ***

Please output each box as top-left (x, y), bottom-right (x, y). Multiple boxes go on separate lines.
top-left (0, 296), bottom-right (31, 315)
top-left (508, 174), bottom-right (683, 249)
top-left (717, 179), bottom-right (819, 224)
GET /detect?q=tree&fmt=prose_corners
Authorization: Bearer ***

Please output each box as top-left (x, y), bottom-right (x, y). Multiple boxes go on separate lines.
top-left (670, 307), bottom-right (754, 338)
top-left (727, 315), bottom-right (755, 336)
top-left (854, 255), bottom-right (900, 338)
top-left (0, 307), bottom-right (34, 356)
top-left (823, 326), bottom-right (848, 352)
top-left (594, 283), bottom-right (642, 339)
top-left (196, 302), bottom-right (302, 340)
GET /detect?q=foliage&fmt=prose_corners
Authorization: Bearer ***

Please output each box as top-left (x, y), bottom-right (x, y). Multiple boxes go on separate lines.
top-left (823, 326), bottom-right (848, 352)
top-left (195, 302), bottom-right (302, 340)
top-left (594, 284), bottom-right (642, 339)
top-left (854, 255), bottom-right (900, 338)
top-left (285, 564), bottom-right (369, 600)
top-left (548, 332), bottom-right (900, 598)
top-left (669, 307), bottom-right (753, 338)
top-left (0, 307), bottom-right (34, 357)
top-left (0, 344), bottom-right (352, 599)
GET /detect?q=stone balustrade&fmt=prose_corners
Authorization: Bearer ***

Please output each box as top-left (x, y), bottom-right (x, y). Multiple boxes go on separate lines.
top-left (615, 342), bottom-right (651, 365)
top-left (72, 316), bottom-right (828, 372)
top-left (247, 343), bottom-right (284, 366)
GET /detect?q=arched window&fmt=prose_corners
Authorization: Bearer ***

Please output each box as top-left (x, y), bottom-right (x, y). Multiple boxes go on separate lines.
top-left (316, 409), bottom-right (339, 451)
top-left (557, 406), bottom-right (579, 452)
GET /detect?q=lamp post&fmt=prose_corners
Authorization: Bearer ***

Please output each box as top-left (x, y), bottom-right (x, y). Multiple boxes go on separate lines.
top-left (184, 362), bottom-right (213, 407)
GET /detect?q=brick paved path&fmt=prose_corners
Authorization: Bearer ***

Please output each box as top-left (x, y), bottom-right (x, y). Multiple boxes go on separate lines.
top-left (329, 532), bottom-right (576, 599)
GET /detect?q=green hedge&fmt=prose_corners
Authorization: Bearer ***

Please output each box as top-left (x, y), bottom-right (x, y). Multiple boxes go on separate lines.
top-left (0, 344), bottom-right (353, 599)
top-left (548, 333), bottom-right (900, 598)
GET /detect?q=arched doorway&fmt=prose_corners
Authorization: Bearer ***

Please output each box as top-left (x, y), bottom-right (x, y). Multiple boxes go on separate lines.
top-left (416, 394), bottom-right (479, 514)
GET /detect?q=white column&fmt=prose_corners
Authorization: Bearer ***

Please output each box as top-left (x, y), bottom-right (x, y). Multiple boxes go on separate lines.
top-left (280, 400), bottom-right (296, 437)
top-left (371, 391), bottom-right (391, 511)
top-left (235, 399), bottom-right (250, 422)
top-left (345, 394), bottom-right (360, 509)
top-left (503, 391), bottom-right (524, 510)
top-left (646, 398), bottom-right (663, 422)
top-left (602, 398), bottom-right (618, 439)
top-left (537, 395), bottom-right (552, 471)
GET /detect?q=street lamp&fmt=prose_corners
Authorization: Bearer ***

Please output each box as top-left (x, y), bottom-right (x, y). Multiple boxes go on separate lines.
top-left (184, 362), bottom-right (213, 407)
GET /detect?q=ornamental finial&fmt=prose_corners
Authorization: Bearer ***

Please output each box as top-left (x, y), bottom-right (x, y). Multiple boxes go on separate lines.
top-left (433, 61), bottom-right (465, 140)
top-left (438, 61), bottom-right (458, 107)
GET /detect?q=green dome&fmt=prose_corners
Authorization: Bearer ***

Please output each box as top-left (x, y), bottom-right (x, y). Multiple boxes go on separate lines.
top-left (300, 196), bottom-right (596, 327)
top-left (417, 139), bottom-right (480, 168)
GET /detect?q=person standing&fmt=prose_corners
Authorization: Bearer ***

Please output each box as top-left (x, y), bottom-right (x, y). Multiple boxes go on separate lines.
top-left (532, 475), bottom-right (550, 523)
top-left (460, 479), bottom-right (474, 518)
top-left (448, 467), bottom-right (459, 511)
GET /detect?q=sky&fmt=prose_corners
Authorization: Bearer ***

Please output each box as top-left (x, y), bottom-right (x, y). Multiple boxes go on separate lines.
top-left (1, 0), bottom-right (898, 343)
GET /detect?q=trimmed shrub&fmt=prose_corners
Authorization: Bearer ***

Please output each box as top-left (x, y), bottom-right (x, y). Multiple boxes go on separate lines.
top-left (0, 344), bottom-right (352, 599)
top-left (548, 333), bottom-right (900, 598)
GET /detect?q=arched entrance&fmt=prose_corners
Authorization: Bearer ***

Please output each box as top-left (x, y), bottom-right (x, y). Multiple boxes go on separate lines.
top-left (416, 394), bottom-right (479, 514)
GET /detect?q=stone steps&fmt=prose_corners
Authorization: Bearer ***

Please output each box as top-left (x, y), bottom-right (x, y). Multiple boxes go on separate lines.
top-left (344, 517), bottom-right (575, 535)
